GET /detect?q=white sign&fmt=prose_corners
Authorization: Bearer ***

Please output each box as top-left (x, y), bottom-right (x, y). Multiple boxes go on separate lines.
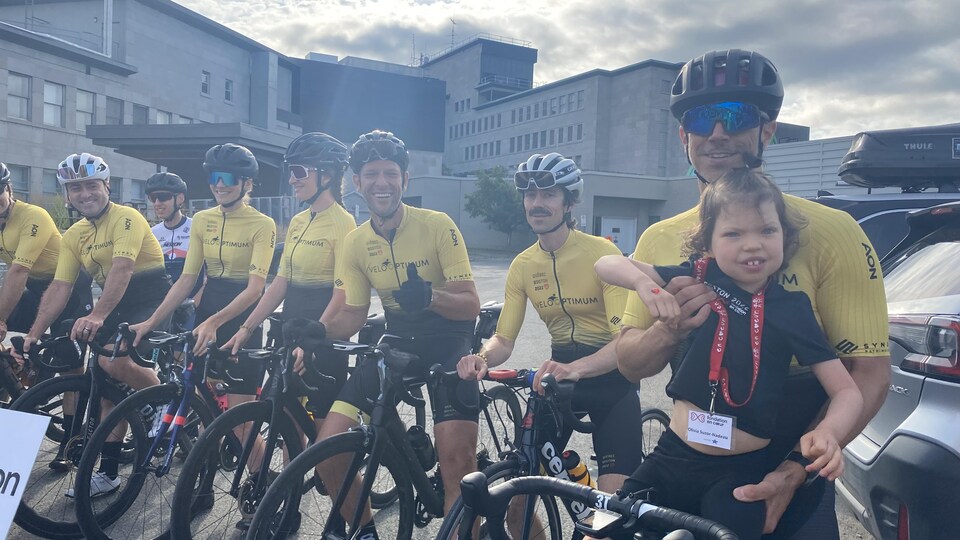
top-left (686, 410), bottom-right (735, 450)
top-left (0, 408), bottom-right (52, 538)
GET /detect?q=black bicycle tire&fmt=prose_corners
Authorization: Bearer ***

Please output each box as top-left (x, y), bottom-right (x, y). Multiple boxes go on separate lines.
top-left (246, 430), bottom-right (415, 540)
top-left (8, 373), bottom-right (93, 538)
top-left (366, 384), bottom-right (426, 509)
top-left (75, 383), bottom-right (216, 539)
top-left (477, 384), bottom-right (523, 465)
top-left (169, 400), bottom-right (305, 539)
top-left (436, 458), bottom-right (563, 540)
top-left (639, 408), bottom-right (670, 459)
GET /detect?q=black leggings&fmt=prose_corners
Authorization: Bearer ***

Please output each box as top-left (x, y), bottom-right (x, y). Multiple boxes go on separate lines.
top-left (622, 429), bottom-right (768, 540)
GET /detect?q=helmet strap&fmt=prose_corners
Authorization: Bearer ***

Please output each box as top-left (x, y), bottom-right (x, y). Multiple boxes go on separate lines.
top-left (221, 189), bottom-right (246, 209)
top-left (0, 198), bottom-right (14, 222)
top-left (83, 200), bottom-right (112, 221)
top-left (303, 177), bottom-right (329, 206)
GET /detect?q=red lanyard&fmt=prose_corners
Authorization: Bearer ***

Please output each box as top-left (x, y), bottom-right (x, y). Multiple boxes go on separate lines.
top-left (693, 259), bottom-right (765, 412)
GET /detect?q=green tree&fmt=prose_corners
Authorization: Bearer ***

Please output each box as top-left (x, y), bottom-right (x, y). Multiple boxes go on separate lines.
top-left (33, 194), bottom-right (74, 230)
top-left (464, 166), bottom-right (528, 247)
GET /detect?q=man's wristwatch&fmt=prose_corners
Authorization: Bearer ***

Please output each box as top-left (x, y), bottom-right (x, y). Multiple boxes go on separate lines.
top-left (785, 451), bottom-right (820, 487)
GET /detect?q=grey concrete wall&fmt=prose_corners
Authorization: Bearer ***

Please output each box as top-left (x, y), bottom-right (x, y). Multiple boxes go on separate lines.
top-left (0, 0), bottom-right (105, 53)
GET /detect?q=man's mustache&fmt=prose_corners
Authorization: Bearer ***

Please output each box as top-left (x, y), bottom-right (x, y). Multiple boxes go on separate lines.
top-left (528, 208), bottom-right (551, 217)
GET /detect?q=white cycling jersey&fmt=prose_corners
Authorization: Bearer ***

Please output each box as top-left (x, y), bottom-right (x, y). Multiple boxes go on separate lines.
top-left (151, 215), bottom-right (192, 283)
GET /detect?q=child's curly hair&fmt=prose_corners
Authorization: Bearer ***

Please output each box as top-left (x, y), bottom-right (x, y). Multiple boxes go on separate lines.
top-left (684, 167), bottom-right (807, 270)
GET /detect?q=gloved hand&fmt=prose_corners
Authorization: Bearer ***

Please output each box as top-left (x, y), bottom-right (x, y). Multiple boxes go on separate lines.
top-left (392, 264), bottom-right (432, 312)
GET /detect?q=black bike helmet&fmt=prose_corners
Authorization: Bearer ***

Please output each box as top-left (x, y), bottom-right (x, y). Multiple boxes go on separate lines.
top-left (285, 132), bottom-right (349, 172)
top-left (145, 172), bottom-right (187, 195)
top-left (670, 49), bottom-right (784, 121)
top-left (0, 162), bottom-right (10, 185)
top-left (203, 143), bottom-right (259, 179)
top-left (349, 130), bottom-right (409, 174)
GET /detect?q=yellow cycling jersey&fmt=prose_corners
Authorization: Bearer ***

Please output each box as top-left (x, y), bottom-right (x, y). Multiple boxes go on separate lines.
top-left (277, 204), bottom-right (356, 287)
top-left (183, 205), bottom-right (276, 281)
top-left (0, 201), bottom-right (60, 278)
top-left (55, 203), bottom-right (165, 286)
top-left (497, 229), bottom-right (627, 349)
top-left (623, 194), bottom-right (889, 359)
top-left (335, 205), bottom-right (474, 335)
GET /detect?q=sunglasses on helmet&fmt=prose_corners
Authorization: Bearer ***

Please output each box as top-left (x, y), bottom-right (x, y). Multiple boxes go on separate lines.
top-left (355, 140), bottom-right (403, 165)
top-left (287, 165), bottom-right (317, 180)
top-left (514, 170), bottom-right (558, 191)
top-left (58, 163), bottom-right (101, 181)
top-left (681, 102), bottom-right (763, 137)
top-left (209, 171), bottom-right (240, 187)
top-left (147, 192), bottom-right (175, 203)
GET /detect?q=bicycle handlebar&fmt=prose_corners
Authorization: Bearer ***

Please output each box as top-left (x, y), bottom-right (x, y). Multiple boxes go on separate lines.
top-left (460, 473), bottom-right (739, 540)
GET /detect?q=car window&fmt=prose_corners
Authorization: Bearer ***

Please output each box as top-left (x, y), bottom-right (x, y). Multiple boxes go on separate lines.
top-left (885, 225), bottom-right (960, 303)
top-left (858, 211), bottom-right (910, 259)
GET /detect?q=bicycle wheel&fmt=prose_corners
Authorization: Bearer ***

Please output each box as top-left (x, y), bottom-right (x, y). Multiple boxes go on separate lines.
top-left (640, 408), bottom-right (670, 459)
top-left (75, 383), bottom-right (216, 539)
top-left (247, 430), bottom-right (415, 540)
top-left (437, 458), bottom-right (563, 540)
top-left (477, 384), bottom-right (522, 467)
top-left (169, 400), bottom-right (305, 539)
top-left (368, 384), bottom-right (426, 509)
top-left (8, 373), bottom-right (89, 538)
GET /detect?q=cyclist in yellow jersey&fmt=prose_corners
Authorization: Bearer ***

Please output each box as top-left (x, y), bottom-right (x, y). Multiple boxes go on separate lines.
top-left (22, 153), bottom-right (170, 489)
top-left (457, 153), bottom-right (644, 499)
top-left (0, 162), bottom-right (93, 341)
top-left (225, 133), bottom-right (356, 425)
top-left (133, 144), bottom-right (275, 402)
top-left (305, 130), bottom-right (480, 540)
top-left (614, 50), bottom-right (890, 538)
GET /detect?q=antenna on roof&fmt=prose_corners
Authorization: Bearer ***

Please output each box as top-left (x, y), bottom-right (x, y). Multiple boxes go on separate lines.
top-left (450, 18), bottom-right (456, 48)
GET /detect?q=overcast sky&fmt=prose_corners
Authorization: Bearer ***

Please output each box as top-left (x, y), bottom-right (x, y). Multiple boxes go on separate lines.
top-left (180, 0), bottom-right (959, 140)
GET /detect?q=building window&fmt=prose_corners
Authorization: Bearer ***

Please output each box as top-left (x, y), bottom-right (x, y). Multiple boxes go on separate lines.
top-left (109, 180), bottom-right (122, 202)
top-left (466, 98), bottom-right (470, 109)
top-left (497, 113), bottom-right (501, 128)
top-left (464, 148), bottom-right (469, 161)
top-left (577, 90), bottom-right (585, 109)
top-left (558, 127), bottom-right (564, 144)
top-left (449, 126), bottom-right (454, 140)
top-left (76, 90), bottom-right (95, 129)
top-left (156, 110), bottom-right (172, 124)
top-left (224, 79), bottom-right (234, 102)
top-left (525, 105), bottom-right (531, 121)
top-left (483, 117), bottom-right (489, 131)
top-left (7, 73), bottom-right (31, 121)
top-left (559, 97), bottom-right (566, 114)
top-left (534, 105), bottom-right (539, 119)
top-left (201, 70), bottom-right (211, 95)
top-left (496, 140), bottom-right (501, 155)
top-left (574, 155), bottom-right (582, 167)
top-left (509, 137), bottom-right (515, 153)
top-left (540, 130), bottom-right (546, 146)
top-left (549, 129), bottom-right (555, 145)
top-left (178, 115), bottom-right (193, 124)
top-left (511, 109), bottom-right (516, 124)
top-left (7, 164), bottom-right (29, 197)
top-left (106, 97), bottom-right (124, 125)
top-left (454, 101), bottom-right (460, 113)
top-left (532, 132), bottom-right (539, 148)
top-left (130, 180), bottom-right (146, 202)
top-left (550, 97), bottom-right (557, 115)
top-left (660, 79), bottom-right (672, 94)
top-left (567, 93), bottom-right (575, 111)
top-left (576, 124), bottom-right (583, 141)
top-left (132, 104), bottom-right (149, 125)
top-left (541, 101), bottom-right (547, 117)
top-left (568, 125), bottom-right (574, 141)
top-left (43, 82), bottom-right (65, 127)
top-left (278, 66), bottom-right (294, 112)
top-left (524, 134), bottom-right (531, 150)
top-left (42, 169), bottom-right (59, 194)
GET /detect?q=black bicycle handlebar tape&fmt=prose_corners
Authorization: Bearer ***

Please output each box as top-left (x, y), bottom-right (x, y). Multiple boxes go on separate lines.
top-left (540, 374), bottom-right (594, 434)
top-left (638, 507), bottom-right (739, 540)
top-left (432, 365), bottom-right (481, 417)
top-left (10, 335), bottom-right (83, 371)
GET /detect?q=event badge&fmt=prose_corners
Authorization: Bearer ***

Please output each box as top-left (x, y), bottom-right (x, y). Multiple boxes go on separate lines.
top-left (686, 409), bottom-right (735, 450)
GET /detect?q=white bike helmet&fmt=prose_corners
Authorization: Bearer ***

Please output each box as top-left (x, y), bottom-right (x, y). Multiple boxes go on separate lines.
top-left (57, 153), bottom-right (110, 185)
top-left (515, 153), bottom-right (583, 201)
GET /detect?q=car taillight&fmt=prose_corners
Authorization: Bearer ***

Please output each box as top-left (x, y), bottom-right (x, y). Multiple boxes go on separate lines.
top-left (898, 503), bottom-right (910, 540)
top-left (889, 315), bottom-right (960, 380)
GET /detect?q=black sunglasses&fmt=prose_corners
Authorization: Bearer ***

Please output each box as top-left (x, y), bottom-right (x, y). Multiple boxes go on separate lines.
top-left (148, 192), bottom-right (175, 203)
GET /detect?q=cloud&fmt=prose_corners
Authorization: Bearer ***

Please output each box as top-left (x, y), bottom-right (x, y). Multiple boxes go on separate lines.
top-left (179, 0), bottom-right (960, 139)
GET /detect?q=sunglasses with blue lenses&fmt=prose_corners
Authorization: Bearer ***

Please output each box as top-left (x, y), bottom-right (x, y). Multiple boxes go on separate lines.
top-left (681, 102), bottom-right (763, 136)
top-left (209, 171), bottom-right (239, 186)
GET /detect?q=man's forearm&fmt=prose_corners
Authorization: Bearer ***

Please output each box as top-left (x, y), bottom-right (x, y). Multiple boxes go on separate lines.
top-left (842, 356), bottom-right (890, 446)
top-left (477, 335), bottom-right (515, 369)
top-left (574, 337), bottom-right (620, 379)
top-left (429, 286), bottom-right (480, 321)
top-left (0, 265), bottom-right (30, 321)
top-left (28, 281), bottom-right (73, 337)
top-left (92, 267), bottom-right (133, 319)
top-left (616, 324), bottom-right (677, 382)
top-left (321, 305), bottom-right (369, 340)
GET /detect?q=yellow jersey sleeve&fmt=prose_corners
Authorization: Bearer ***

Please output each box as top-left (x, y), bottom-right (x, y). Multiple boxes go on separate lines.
top-left (108, 211), bottom-right (147, 261)
top-left (494, 257), bottom-right (527, 342)
top-left (53, 232), bottom-right (82, 283)
top-left (435, 216), bottom-right (473, 283)
top-left (248, 218), bottom-right (276, 279)
top-left (335, 228), bottom-right (373, 307)
top-left (1, 202), bottom-right (60, 277)
top-left (602, 277), bottom-right (628, 333)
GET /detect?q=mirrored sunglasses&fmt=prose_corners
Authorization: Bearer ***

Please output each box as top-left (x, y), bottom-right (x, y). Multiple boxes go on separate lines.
top-left (58, 163), bottom-right (100, 180)
top-left (681, 102), bottom-right (763, 136)
top-left (209, 171), bottom-right (239, 186)
top-left (288, 165), bottom-right (317, 180)
top-left (514, 170), bottom-right (557, 191)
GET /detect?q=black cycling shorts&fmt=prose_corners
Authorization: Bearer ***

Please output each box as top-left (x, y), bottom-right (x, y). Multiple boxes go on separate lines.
top-left (329, 334), bottom-right (478, 425)
top-left (550, 345), bottom-right (645, 477)
top-left (197, 278), bottom-right (264, 395)
top-left (7, 272), bottom-right (94, 335)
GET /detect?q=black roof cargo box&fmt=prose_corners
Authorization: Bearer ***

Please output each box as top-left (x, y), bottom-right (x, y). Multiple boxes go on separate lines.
top-left (838, 124), bottom-right (960, 190)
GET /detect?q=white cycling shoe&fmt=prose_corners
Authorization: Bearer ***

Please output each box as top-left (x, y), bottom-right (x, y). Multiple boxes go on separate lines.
top-left (65, 471), bottom-right (121, 498)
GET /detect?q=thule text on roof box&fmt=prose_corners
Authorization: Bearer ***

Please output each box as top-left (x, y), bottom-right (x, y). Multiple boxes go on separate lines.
top-left (838, 124), bottom-right (960, 191)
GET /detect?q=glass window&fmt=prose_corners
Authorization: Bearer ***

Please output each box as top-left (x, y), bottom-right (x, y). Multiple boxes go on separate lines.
top-left (496, 140), bottom-right (501, 155)
top-left (106, 97), bottom-right (123, 125)
top-left (132, 104), bottom-right (148, 125)
top-left (540, 130), bottom-right (546, 145)
top-left (524, 134), bottom-right (531, 150)
top-left (509, 137), bottom-right (515, 153)
top-left (201, 70), bottom-right (211, 95)
top-left (549, 129), bottom-right (555, 145)
top-left (178, 115), bottom-right (193, 124)
top-left (559, 97), bottom-right (566, 114)
top-left (454, 101), bottom-right (460, 113)
top-left (42, 168), bottom-right (59, 194)
top-left (534, 104), bottom-right (539, 119)
top-left (130, 180), bottom-right (145, 202)
top-left (156, 110), bottom-right (172, 124)
top-left (576, 124), bottom-right (583, 140)
top-left (550, 97), bottom-right (557, 115)
top-left (76, 90), bottom-right (95, 129)
top-left (661, 79), bottom-right (672, 94)
top-left (497, 113), bottom-right (501, 128)
top-left (574, 155), bottom-right (582, 166)
top-left (466, 98), bottom-right (470, 109)
top-left (7, 73), bottom-right (31, 121)
top-left (541, 101), bottom-right (547, 117)
top-left (278, 67), bottom-right (293, 112)
top-left (449, 126), bottom-right (454, 140)
top-left (109, 180), bottom-right (122, 202)
top-left (568, 93), bottom-right (575, 111)
top-left (526, 105), bottom-right (531, 120)
top-left (511, 109), bottom-right (516, 124)
top-left (7, 164), bottom-right (29, 196)
top-left (532, 132), bottom-right (539, 148)
top-left (43, 82), bottom-right (65, 127)
top-left (558, 128), bottom-right (564, 144)
top-left (885, 228), bottom-right (960, 302)
top-left (568, 125), bottom-right (574, 141)
top-left (464, 148), bottom-right (469, 160)
top-left (484, 117), bottom-right (489, 130)
top-left (577, 90), bottom-right (584, 109)
top-left (225, 79), bottom-right (234, 102)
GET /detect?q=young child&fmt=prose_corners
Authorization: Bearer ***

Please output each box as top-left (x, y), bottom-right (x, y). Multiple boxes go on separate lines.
top-left (594, 167), bottom-right (863, 540)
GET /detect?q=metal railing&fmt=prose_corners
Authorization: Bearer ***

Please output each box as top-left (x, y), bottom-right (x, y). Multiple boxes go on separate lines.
top-left (188, 196), bottom-right (300, 227)
top-left (419, 33), bottom-right (533, 64)
top-left (477, 75), bottom-right (532, 90)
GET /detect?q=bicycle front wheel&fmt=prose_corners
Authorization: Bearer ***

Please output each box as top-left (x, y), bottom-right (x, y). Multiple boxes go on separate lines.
top-left (477, 384), bottom-right (522, 467)
top-left (640, 408), bottom-right (670, 459)
top-left (247, 430), bottom-right (414, 540)
top-left (75, 383), bottom-right (216, 539)
top-left (169, 400), bottom-right (304, 539)
top-left (436, 458), bottom-right (563, 540)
